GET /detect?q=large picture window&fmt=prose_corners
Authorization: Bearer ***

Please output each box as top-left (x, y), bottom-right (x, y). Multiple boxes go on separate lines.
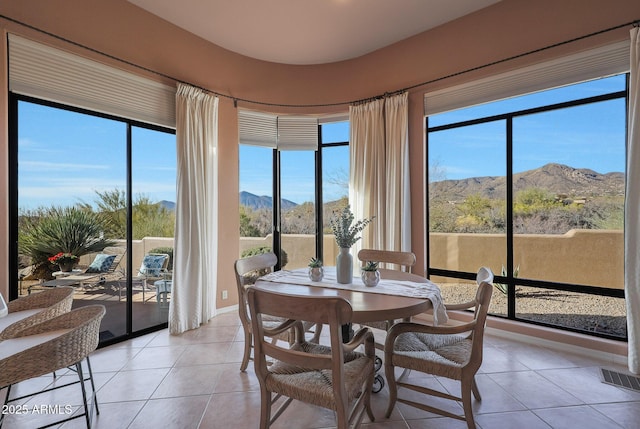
top-left (426, 74), bottom-right (627, 340)
top-left (238, 118), bottom-right (349, 269)
top-left (11, 95), bottom-right (176, 343)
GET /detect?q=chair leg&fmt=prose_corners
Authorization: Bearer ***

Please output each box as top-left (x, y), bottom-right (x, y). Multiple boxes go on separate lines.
top-left (85, 356), bottom-right (100, 415)
top-left (461, 376), bottom-right (477, 429)
top-left (384, 361), bottom-right (398, 418)
top-left (260, 389), bottom-right (271, 429)
top-left (0, 384), bottom-right (12, 428)
top-left (240, 329), bottom-right (252, 372)
top-left (76, 362), bottom-right (92, 429)
top-left (471, 376), bottom-right (481, 401)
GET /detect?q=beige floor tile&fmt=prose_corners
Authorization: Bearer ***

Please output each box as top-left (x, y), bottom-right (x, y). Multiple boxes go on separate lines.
top-left (534, 404), bottom-right (624, 429)
top-left (129, 395), bottom-right (210, 429)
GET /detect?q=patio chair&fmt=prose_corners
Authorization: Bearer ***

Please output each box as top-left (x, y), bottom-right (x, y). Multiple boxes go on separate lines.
top-left (247, 287), bottom-right (376, 429)
top-left (234, 252), bottom-right (322, 372)
top-left (37, 246), bottom-right (126, 290)
top-left (131, 253), bottom-right (170, 302)
top-left (0, 305), bottom-right (106, 429)
top-left (0, 286), bottom-right (74, 340)
top-left (383, 271), bottom-right (494, 429)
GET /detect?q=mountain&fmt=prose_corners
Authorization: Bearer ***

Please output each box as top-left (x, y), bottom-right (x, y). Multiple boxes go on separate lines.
top-left (430, 163), bottom-right (624, 201)
top-left (240, 191), bottom-right (298, 210)
top-left (159, 200), bottom-right (175, 211)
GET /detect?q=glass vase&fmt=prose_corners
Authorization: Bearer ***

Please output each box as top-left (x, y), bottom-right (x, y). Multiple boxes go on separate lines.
top-left (361, 270), bottom-right (380, 287)
top-left (308, 266), bottom-right (324, 282)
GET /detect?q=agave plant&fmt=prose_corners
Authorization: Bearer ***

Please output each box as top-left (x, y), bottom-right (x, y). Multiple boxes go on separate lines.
top-left (494, 264), bottom-right (520, 295)
top-left (362, 261), bottom-right (379, 272)
top-left (19, 206), bottom-right (116, 267)
top-left (308, 257), bottom-right (323, 268)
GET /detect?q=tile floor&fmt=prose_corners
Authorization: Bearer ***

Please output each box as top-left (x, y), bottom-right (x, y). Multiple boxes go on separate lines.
top-left (2, 311), bottom-right (640, 429)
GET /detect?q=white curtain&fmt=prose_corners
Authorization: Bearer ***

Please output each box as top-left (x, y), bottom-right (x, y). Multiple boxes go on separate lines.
top-left (626, 27), bottom-right (640, 374)
top-left (349, 93), bottom-right (411, 255)
top-left (170, 83), bottom-right (219, 334)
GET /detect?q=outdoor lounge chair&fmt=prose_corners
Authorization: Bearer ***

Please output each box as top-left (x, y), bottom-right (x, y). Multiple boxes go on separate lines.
top-left (131, 253), bottom-right (171, 302)
top-left (37, 246), bottom-right (126, 290)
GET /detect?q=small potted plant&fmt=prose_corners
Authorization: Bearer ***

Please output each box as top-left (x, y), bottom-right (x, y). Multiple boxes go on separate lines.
top-left (48, 252), bottom-right (79, 272)
top-left (308, 257), bottom-right (324, 282)
top-left (361, 261), bottom-right (380, 287)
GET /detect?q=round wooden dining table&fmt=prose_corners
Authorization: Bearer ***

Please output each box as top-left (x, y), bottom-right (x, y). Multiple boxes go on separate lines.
top-left (251, 268), bottom-right (433, 324)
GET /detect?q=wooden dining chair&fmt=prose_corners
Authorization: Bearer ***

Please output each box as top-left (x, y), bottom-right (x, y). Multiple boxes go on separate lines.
top-left (383, 272), bottom-right (494, 429)
top-left (247, 287), bottom-right (376, 429)
top-left (234, 252), bottom-right (322, 372)
top-left (356, 249), bottom-right (417, 391)
top-left (357, 249), bottom-right (416, 276)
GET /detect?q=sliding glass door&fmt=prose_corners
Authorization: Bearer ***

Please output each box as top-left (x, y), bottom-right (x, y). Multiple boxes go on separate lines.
top-left (11, 95), bottom-right (175, 343)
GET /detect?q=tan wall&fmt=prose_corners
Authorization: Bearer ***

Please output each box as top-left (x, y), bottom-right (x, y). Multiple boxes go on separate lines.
top-left (430, 229), bottom-right (624, 289)
top-left (241, 229), bottom-right (624, 290)
top-left (1, 0), bottom-right (638, 306)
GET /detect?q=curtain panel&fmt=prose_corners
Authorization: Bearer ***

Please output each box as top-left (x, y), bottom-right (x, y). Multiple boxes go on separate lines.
top-left (349, 92), bottom-right (411, 256)
top-left (626, 27), bottom-right (640, 374)
top-left (170, 84), bottom-right (219, 334)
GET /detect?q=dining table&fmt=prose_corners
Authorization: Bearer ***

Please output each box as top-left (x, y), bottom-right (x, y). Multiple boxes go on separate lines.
top-left (252, 266), bottom-right (448, 393)
top-left (252, 266), bottom-right (448, 326)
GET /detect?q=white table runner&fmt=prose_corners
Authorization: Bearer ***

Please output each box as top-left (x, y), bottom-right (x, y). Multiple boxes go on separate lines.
top-left (258, 268), bottom-right (448, 325)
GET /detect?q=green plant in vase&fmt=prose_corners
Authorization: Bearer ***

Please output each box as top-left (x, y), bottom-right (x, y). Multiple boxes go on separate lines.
top-left (361, 261), bottom-right (380, 287)
top-left (329, 205), bottom-right (374, 284)
top-left (308, 257), bottom-right (324, 282)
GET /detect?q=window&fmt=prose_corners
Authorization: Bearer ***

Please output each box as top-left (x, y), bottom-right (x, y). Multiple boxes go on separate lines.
top-left (238, 117), bottom-right (349, 269)
top-left (426, 74), bottom-right (627, 340)
top-left (12, 96), bottom-right (176, 342)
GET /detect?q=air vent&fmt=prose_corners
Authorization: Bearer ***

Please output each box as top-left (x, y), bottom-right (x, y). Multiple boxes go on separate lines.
top-left (600, 368), bottom-right (640, 392)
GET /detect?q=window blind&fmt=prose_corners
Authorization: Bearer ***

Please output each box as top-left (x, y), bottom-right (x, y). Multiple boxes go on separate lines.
top-left (8, 34), bottom-right (176, 128)
top-left (424, 40), bottom-right (630, 117)
top-left (238, 109), bottom-right (318, 150)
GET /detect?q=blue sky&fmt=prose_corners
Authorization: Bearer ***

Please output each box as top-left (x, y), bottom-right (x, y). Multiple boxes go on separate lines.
top-left (18, 74), bottom-right (626, 210)
top-left (429, 74), bottom-right (626, 181)
top-left (18, 101), bottom-right (176, 210)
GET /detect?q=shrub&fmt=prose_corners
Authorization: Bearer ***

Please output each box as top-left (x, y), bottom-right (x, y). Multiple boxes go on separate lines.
top-left (240, 246), bottom-right (288, 268)
top-left (19, 206), bottom-right (116, 279)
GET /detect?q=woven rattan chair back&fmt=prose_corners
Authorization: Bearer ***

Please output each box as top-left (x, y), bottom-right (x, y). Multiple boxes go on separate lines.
top-left (0, 286), bottom-right (74, 340)
top-left (247, 287), bottom-right (375, 429)
top-left (0, 305), bottom-right (106, 429)
top-left (384, 272), bottom-right (494, 429)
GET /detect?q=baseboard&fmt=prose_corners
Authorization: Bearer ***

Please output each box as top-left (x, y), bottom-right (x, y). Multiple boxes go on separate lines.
top-left (216, 304), bottom-right (238, 315)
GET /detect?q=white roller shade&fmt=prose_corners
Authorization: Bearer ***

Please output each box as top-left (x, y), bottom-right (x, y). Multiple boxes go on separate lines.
top-left (424, 40), bottom-right (630, 116)
top-left (8, 34), bottom-right (176, 128)
top-left (238, 110), bottom-right (277, 147)
top-left (277, 116), bottom-right (318, 150)
top-left (238, 109), bottom-right (318, 150)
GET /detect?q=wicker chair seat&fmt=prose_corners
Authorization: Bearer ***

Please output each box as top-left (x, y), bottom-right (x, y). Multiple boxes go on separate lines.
top-left (0, 305), bottom-right (105, 429)
top-left (0, 305), bottom-right (104, 388)
top-left (267, 352), bottom-right (372, 411)
top-left (391, 332), bottom-right (472, 377)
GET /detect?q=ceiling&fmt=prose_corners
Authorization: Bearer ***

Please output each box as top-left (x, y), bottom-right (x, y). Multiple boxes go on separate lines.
top-left (127, 0), bottom-right (501, 65)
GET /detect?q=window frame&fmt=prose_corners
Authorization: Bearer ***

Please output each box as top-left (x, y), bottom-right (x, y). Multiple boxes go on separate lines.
top-left (425, 77), bottom-right (628, 340)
